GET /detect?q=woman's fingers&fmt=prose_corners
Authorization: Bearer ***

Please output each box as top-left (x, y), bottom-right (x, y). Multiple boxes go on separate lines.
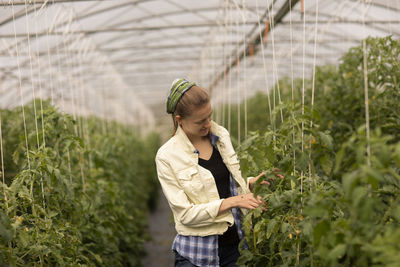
top-left (240, 194), bottom-right (258, 209)
top-left (253, 171), bottom-right (266, 181)
top-left (258, 171), bottom-right (266, 177)
top-left (238, 193), bottom-right (269, 210)
top-left (248, 194), bottom-right (264, 208)
top-left (272, 168), bottom-right (284, 179)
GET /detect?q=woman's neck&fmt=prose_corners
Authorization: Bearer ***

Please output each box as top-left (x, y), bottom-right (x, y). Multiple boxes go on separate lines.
top-left (187, 133), bottom-right (209, 146)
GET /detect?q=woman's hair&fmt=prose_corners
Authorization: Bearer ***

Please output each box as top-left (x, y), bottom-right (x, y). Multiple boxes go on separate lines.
top-left (172, 85), bottom-right (210, 134)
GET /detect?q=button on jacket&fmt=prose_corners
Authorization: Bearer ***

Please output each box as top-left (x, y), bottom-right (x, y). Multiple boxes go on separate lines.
top-left (155, 121), bottom-right (252, 237)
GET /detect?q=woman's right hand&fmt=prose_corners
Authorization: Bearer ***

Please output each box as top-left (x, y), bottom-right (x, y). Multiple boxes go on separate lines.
top-left (218, 193), bottom-right (266, 215)
top-left (234, 193), bottom-right (265, 210)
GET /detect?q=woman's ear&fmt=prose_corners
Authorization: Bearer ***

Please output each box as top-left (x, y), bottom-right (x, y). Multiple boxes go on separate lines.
top-left (175, 115), bottom-right (182, 126)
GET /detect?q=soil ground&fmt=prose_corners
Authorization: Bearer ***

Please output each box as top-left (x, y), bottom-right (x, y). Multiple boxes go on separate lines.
top-left (142, 190), bottom-right (176, 267)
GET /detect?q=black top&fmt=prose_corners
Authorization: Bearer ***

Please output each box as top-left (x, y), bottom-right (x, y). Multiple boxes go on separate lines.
top-left (198, 146), bottom-right (240, 247)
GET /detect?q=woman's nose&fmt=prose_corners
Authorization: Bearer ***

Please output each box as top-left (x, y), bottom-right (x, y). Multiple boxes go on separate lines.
top-left (204, 118), bottom-right (211, 128)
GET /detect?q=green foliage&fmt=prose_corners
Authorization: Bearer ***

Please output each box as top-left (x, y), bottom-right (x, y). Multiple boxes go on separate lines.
top-left (0, 100), bottom-right (160, 266)
top-left (316, 36), bottom-right (400, 147)
top-left (235, 36), bottom-right (400, 266)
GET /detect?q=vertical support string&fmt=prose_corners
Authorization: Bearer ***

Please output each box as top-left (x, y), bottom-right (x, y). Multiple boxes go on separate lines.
top-left (362, 0), bottom-right (371, 166)
top-left (265, 1), bottom-right (276, 121)
top-left (266, 0), bottom-right (284, 124)
top-left (299, 0), bottom-right (307, 265)
top-left (289, 0), bottom-right (296, 187)
top-left (75, 40), bottom-right (87, 143)
top-left (309, 0), bottom-right (319, 189)
top-left (68, 33), bottom-right (86, 192)
top-left (53, 9), bottom-right (73, 184)
top-left (61, 11), bottom-right (79, 136)
top-left (45, 3), bottom-right (57, 106)
top-left (234, 1), bottom-right (241, 145)
top-left (62, 12), bottom-right (86, 190)
top-left (98, 60), bottom-right (108, 135)
top-left (77, 40), bottom-right (92, 190)
top-left (23, 0), bottom-right (40, 150)
top-left (11, 2), bottom-right (31, 172)
top-left (242, 0), bottom-right (248, 139)
top-left (255, 0), bottom-right (273, 128)
top-left (30, 0), bottom-right (46, 208)
top-left (0, 111), bottom-right (8, 211)
top-left (69, 34), bottom-right (86, 140)
top-left (33, 3), bottom-right (47, 148)
top-left (0, 107), bottom-right (12, 257)
top-left (300, 0), bottom-right (306, 202)
top-left (222, 2), bottom-right (227, 129)
top-left (227, 1), bottom-right (233, 134)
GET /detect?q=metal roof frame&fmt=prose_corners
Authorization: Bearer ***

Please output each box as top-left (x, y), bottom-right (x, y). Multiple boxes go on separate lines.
top-left (0, 0), bottom-right (399, 127)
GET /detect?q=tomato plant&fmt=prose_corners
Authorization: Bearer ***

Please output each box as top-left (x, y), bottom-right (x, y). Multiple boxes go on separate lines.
top-left (233, 36), bottom-right (400, 266)
top-left (0, 100), bottom-right (160, 266)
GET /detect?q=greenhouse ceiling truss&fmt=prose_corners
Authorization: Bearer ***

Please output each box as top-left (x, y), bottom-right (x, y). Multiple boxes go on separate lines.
top-left (0, 0), bottom-right (399, 131)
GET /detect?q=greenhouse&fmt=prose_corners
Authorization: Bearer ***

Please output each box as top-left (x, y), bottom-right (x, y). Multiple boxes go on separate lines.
top-left (0, 0), bottom-right (399, 266)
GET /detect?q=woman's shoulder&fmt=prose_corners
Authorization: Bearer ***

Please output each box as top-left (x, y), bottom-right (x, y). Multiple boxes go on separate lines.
top-left (156, 136), bottom-right (177, 160)
top-left (211, 121), bottom-right (230, 138)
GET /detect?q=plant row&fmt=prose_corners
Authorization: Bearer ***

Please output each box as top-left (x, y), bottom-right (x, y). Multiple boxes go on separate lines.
top-left (230, 36), bottom-right (400, 266)
top-left (0, 100), bottom-right (160, 266)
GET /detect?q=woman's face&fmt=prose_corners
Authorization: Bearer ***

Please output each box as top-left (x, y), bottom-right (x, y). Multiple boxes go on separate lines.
top-left (177, 102), bottom-right (212, 139)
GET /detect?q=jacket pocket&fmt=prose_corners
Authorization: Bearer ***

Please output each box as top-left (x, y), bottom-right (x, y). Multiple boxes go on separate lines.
top-left (177, 166), bottom-right (198, 181)
top-left (177, 167), bottom-right (207, 203)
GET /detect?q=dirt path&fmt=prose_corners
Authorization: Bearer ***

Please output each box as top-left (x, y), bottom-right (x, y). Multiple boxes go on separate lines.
top-left (142, 190), bottom-right (176, 266)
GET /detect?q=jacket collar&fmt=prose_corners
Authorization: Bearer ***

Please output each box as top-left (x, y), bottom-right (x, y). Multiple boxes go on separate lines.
top-left (175, 121), bottom-right (222, 154)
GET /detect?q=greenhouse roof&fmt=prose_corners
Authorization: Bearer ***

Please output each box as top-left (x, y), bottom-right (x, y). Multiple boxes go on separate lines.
top-left (0, 0), bottom-right (399, 129)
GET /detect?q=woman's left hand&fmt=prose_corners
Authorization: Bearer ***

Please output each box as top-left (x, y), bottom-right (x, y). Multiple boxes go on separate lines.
top-left (249, 171), bottom-right (269, 191)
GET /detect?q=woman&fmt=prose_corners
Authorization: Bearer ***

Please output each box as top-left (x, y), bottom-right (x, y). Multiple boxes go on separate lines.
top-left (155, 78), bottom-right (267, 267)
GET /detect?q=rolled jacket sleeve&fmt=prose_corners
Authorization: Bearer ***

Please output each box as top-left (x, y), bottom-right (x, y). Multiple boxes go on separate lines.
top-left (156, 155), bottom-right (233, 227)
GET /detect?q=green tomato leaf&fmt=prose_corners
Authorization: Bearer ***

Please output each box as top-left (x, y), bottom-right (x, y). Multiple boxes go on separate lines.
top-left (320, 154), bottom-right (333, 176)
top-left (328, 244), bottom-right (346, 261)
top-left (313, 220), bottom-right (330, 246)
top-left (266, 218), bottom-right (277, 239)
top-left (318, 132), bottom-right (333, 150)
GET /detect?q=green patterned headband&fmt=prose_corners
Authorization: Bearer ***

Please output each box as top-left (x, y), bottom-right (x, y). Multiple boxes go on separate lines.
top-left (166, 78), bottom-right (196, 114)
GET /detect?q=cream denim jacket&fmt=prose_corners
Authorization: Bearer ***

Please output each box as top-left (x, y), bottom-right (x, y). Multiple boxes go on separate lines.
top-left (155, 121), bottom-right (251, 237)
